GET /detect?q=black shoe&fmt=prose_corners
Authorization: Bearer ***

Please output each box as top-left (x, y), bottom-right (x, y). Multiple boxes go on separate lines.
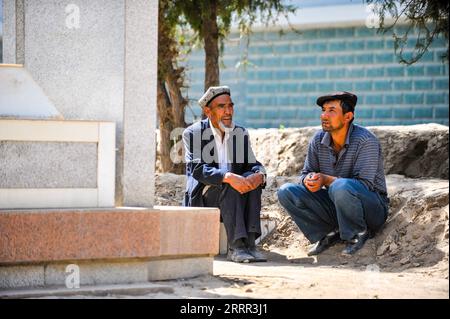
top-left (342, 230), bottom-right (370, 255)
top-left (247, 246), bottom-right (267, 262)
top-left (307, 231), bottom-right (340, 256)
top-left (227, 247), bottom-right (255, 263)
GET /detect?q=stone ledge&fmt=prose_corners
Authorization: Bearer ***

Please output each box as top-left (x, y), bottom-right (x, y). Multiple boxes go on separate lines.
top-left (0, 208), bottom-right (160, 263)
top-left (158, 206), bottom-right (220, 256)
top-left (0, 206), bottom-right (219, 290)
top-left (0, 206), bottom-right (220, 264)
top-left (0, 282), bottom-right (174, 299)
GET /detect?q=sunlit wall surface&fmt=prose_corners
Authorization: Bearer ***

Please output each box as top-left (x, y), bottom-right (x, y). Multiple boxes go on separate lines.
top-left (183, 1), bottom-right (449, 128)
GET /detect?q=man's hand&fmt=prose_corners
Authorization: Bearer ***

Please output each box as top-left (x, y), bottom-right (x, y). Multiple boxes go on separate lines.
top-left (223, 172), bottom-right (253, 194)
top-left (304, 172), bottom-right (324, 192)
top-left (245, 173), bottom-right (264, 191)
top-left (304, 172), bottom-right (337, 192)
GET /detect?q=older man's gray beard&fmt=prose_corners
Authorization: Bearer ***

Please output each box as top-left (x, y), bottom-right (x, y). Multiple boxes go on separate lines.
top-left (219, 120), bottom-right (235, 133)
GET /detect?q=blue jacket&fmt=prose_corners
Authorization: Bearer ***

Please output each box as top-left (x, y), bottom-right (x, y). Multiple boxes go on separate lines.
top-left (182, 119), bottom-right (265, 207)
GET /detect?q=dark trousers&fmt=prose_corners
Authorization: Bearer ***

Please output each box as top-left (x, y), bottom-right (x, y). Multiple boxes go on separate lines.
top-left (203, 172), bottom-right (262, 245)
top-left (277, 178), bottom-right (388, 243)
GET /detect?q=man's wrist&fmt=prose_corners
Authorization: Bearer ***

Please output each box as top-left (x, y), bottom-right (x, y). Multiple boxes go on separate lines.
top-left (323, 174), bottom-right (337, 186)
top-left (255, 171), bottom-right (266, 185)
top-left (223, 172), bottom-right (232, 184)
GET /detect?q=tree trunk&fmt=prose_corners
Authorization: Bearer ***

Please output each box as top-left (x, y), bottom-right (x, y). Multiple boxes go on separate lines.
top-left (157, 0), bottom-right (187, 174)
top-left (156, 73), bottom-right (187, 174)
top-left (157, 81), bottom-right (174, 173)
top-left (165, 68), bottom-right (187, 129)
top-left (202, 0), bottom-right (220, 91)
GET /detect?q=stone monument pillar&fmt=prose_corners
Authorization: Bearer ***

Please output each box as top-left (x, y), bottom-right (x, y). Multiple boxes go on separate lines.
top-left (0, 1), bottom-right (220, 292)
top-left (2, 0), bottom-right (158, 207)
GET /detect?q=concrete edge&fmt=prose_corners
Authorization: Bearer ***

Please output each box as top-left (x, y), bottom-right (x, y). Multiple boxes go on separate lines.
top-left (0, 283), bottom-right (175, 299)
top-left (0, 256), bottom-right (214, 290)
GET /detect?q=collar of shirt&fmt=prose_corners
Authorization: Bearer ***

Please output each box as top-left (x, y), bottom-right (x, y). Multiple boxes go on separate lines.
top-left (208, 119), bottom-right (233, 170)
top-left (208, 119), bottom-right (235, 143)
top-left (321, 123), bottom-right (354, 149)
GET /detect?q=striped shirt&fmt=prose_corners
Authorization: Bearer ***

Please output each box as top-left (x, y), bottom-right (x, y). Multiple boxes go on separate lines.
top-left (300, 123), bottom-right (388, 199)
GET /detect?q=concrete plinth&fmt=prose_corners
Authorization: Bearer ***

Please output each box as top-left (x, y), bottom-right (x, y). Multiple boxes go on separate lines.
top-left (0, 257), bottom-right (213, 290)
top-left (147, 257), bottom-right (213, 281)
top-left (0, 206), bottom-right (220, 290)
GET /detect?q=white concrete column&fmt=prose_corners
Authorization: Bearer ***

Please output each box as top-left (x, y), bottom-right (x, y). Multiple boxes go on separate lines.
top-left (122, 0), bottom-right (158, 207)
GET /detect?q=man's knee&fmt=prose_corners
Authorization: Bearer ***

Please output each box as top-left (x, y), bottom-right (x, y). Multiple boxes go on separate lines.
top-left (277, 183), bottom-right (293, 204)
top-left (223, 184), bottom-right (242, 199)
top-left (328, 178), bottom-right (357, 203)
top-left (277, 182), bottom-right (306, 205)
top-left (247, 185), bottom-right (262, 197)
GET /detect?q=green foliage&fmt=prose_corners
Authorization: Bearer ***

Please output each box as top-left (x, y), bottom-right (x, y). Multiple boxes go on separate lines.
top-left (168, 0), bottom-right (295, 38)
top-left (160, 0), bottom-right (297, 61)
top-left (366, 0), bottom-right (449, 65)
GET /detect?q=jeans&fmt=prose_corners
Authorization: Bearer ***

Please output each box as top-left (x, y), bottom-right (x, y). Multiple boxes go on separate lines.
top-left (277, 178), bottom-right (388, 243)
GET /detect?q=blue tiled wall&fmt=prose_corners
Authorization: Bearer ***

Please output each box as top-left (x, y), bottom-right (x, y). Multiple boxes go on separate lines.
top-left (183, 25), bottom-right (449, 128)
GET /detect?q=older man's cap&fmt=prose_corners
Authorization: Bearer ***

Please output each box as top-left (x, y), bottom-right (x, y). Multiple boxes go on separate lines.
top-left (198, 86), bottom-right (231, 108)
top-left (316, 91), bottom-right (358, 111)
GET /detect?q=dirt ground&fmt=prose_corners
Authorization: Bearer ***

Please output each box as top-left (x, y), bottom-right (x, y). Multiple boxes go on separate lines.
top-left (45, 257), bottom-right (447, 299)
top-left (150, 173), bottom-right (449, 299)
top-left (153, 259), bottom-right (448, 299)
